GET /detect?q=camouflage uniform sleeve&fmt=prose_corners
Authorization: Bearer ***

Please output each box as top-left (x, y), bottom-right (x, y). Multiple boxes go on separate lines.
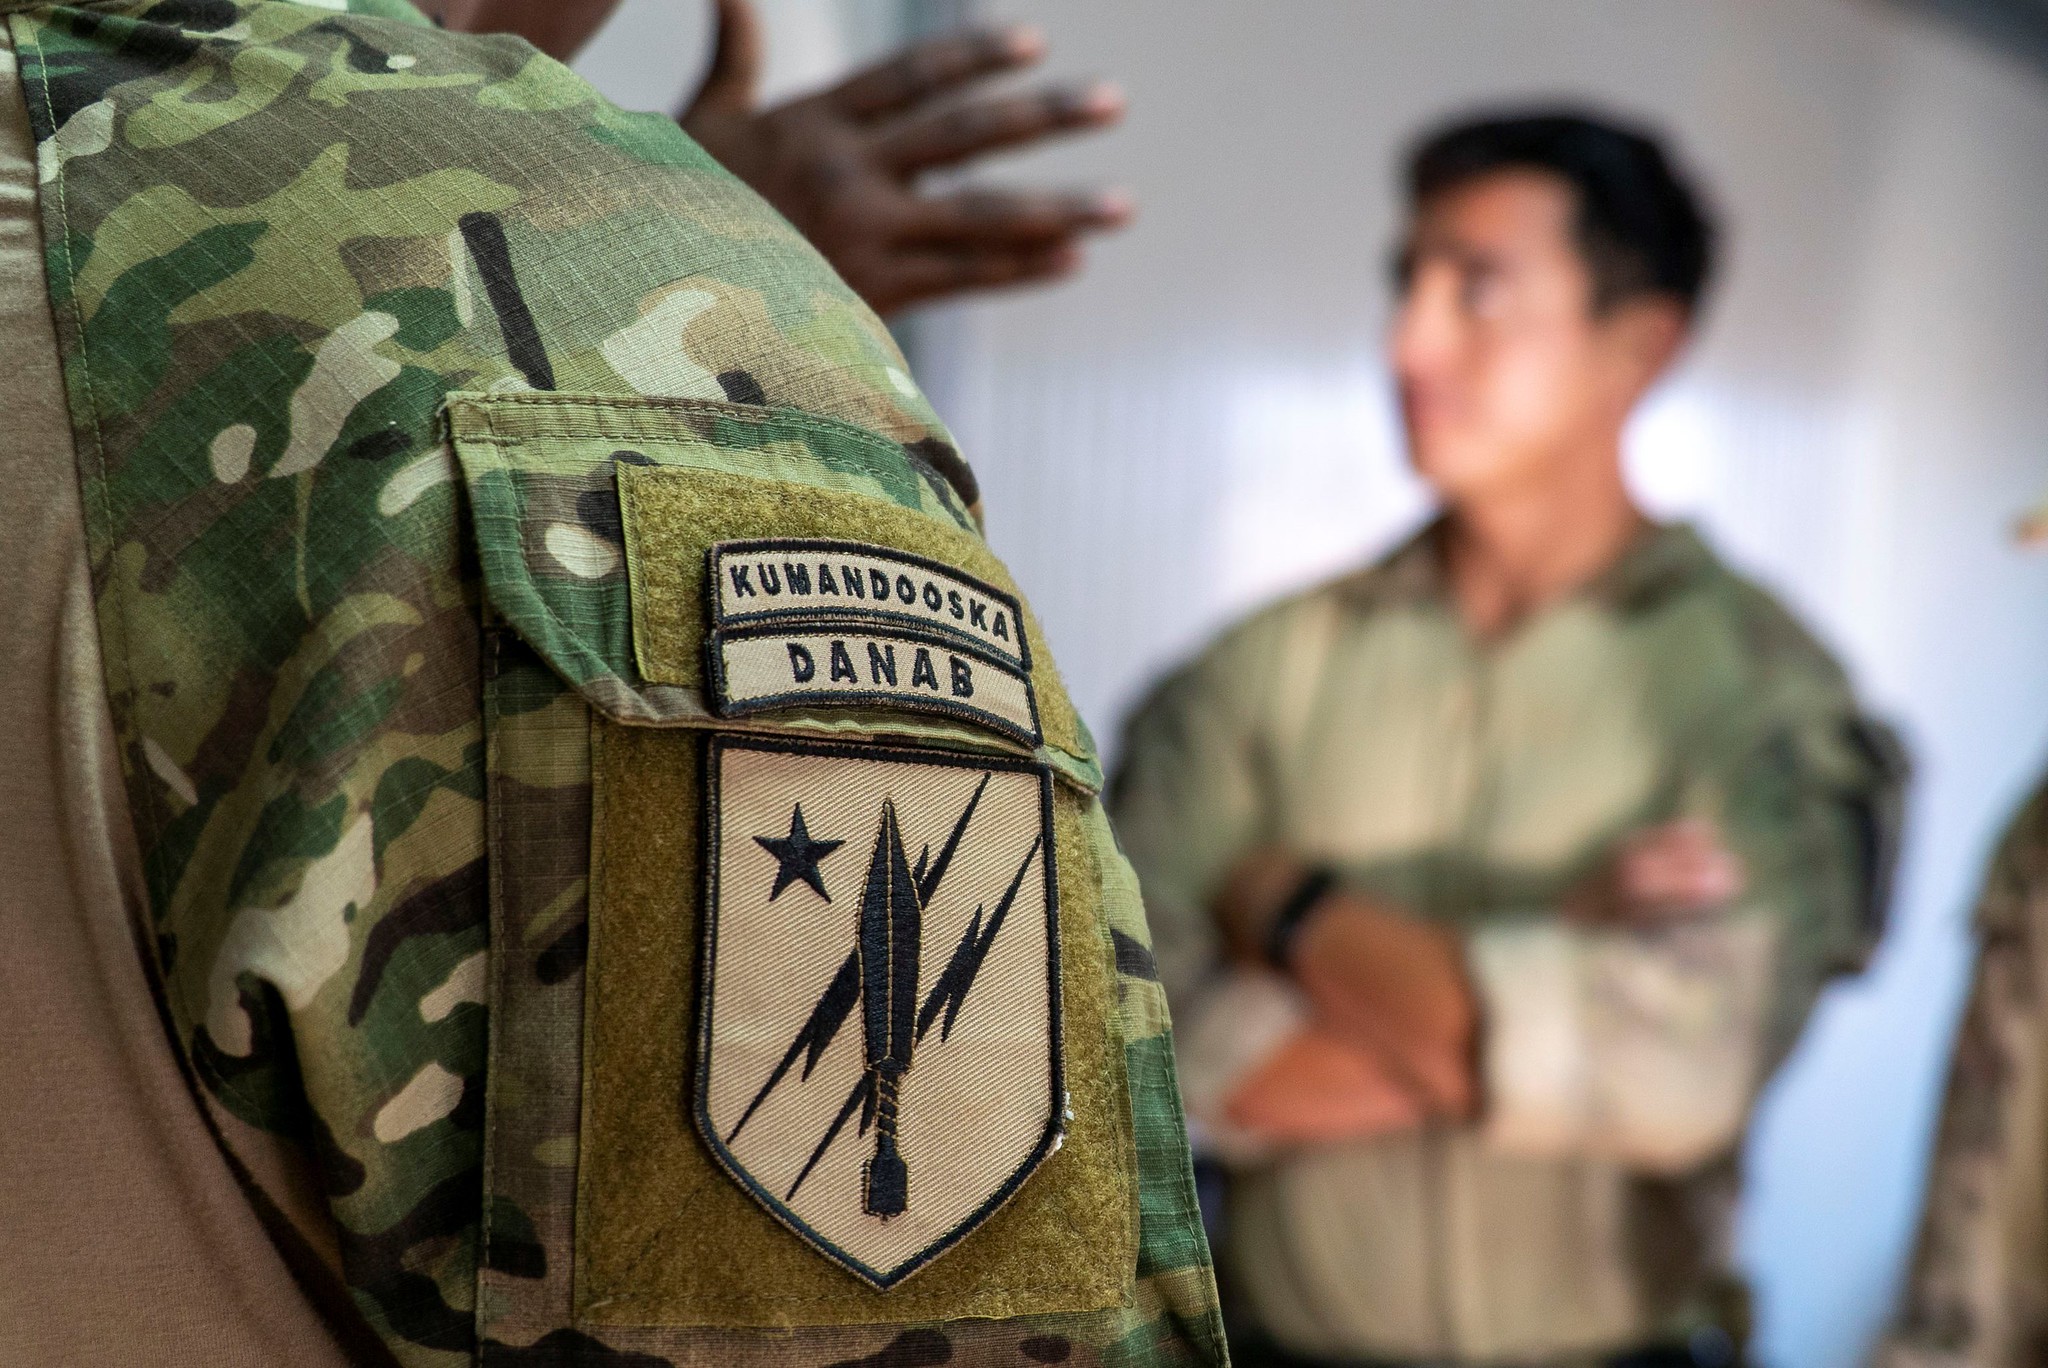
top-left (11, 1), bottom-right (1224, 1362)
top-left (1477, 662), bottom-right (1907, 1174)
top-left (1877, 784), bottom-right (2048, 1368)
top-left (1726, 698), bottom-right (1906, 1074)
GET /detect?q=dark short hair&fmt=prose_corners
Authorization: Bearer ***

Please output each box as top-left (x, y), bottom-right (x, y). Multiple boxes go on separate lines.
top-left (1405, 107), bottom-right (1717, 315)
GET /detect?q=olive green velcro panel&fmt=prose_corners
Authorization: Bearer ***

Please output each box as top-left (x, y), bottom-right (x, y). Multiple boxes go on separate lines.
top-left (575, 719), bottom-right (1138, 1327)
top-left (616, 460), bottom-right (1095, 768)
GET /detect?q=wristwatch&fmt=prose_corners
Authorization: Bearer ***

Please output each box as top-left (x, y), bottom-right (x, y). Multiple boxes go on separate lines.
top-left (1263, 866), bottom-right (1337, 969)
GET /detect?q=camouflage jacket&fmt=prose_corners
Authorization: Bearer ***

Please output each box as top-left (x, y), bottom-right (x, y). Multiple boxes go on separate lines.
top-left (2, 1), bottom-right (1224, 1363)
top-left (1878, 779), bottom-right (2048, 1368)
top-left (1110, 522), bottom-right (1904, 1364)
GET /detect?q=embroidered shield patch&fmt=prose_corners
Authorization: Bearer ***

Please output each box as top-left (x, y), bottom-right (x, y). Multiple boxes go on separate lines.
top-left (696, 734), bottom-right (1063, 1289)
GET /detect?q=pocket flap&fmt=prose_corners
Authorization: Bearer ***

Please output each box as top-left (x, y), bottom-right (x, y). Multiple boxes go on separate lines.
top-left (448, 392), bottom-right (1101, 787)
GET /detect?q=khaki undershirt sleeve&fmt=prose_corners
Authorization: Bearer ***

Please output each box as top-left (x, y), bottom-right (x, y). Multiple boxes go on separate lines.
top-left (0, 45), bottom-right (351, 1368)
top-left (1469, 913), bottom-right (1776, 1172)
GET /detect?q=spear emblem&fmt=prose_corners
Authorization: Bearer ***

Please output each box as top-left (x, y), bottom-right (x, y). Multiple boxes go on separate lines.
top-left (857, 800), bottom-right (921, 1218)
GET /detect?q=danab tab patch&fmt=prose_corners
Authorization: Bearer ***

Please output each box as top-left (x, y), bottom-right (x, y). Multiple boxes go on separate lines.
top-left (707, 625), bottom-right (1042, 745)
top-left (697, 735), bottom-right (1064, 1289)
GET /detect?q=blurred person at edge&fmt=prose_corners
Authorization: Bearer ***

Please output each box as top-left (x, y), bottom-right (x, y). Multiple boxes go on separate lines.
top-left (1877, 500), bottom-right (2048, 1368)
top-left (429, 0), bottom-right (1134, 316)
top-left (1108, 110), bottom-right (1909, 1368)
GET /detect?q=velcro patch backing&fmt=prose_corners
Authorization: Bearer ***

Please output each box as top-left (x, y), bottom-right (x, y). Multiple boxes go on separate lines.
top-left (615, 464), bottom-right (1095, 765)
top-left (575, 720), bottom-right (1138, 1327)
top-left (707, 626), bottom-right (1041, 745)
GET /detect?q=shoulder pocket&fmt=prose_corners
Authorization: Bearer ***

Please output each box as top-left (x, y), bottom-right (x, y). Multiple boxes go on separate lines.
top-left (454, 393), bottom-right (1139, 1351)
top-left (449, 391), bottom-right (1100, 788)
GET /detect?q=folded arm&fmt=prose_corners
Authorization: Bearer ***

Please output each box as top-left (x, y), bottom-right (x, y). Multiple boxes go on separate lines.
top-left (1175, 718), bottom-right (1895, 1173)
top-left (1467, 712), bottom-right (1900, 1174)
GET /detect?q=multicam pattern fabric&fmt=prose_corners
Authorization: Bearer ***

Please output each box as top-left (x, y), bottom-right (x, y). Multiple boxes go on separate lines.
top-left (4, 1), bottom-right (1224, 1363)
top-left (1878, 780), bottom-right (2048, 1368)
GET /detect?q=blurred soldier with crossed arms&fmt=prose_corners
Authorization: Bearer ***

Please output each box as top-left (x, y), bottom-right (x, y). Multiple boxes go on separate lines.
top-left (1111, 110), bottom-right (1906, 1368)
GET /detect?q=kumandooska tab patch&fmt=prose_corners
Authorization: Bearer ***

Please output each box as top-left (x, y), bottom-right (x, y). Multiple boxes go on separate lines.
top-left (697, 735), bottom-right (1063, 1289)
top-left (708, 539), bottom-right (1030, 672)
top-left (706, 625), bottom-right (1042, 745)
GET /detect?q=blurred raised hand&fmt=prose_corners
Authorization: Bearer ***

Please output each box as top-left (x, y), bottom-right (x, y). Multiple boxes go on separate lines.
top-left (680, 0), bottom-right (1130, 313)
top-left (443, 0), bottom-right (1132, 315)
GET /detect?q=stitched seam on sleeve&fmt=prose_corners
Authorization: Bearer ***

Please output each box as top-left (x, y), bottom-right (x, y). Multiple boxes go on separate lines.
top-left (448, 393), bottom-right (915, 465)
top-left (17, 19), bottom-right (164, 908)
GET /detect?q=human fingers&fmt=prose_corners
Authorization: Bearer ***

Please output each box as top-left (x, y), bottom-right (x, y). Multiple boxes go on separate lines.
top-left (682, 0), bottom-right (764, 118)
top-left (1290, 902), bottom-right (1477, 1113)
top-left (1620, 831), bottom-right (1745, 915)
top-left (897, 188), bottom-right (1134, 248)
top-left (1222, 1028), bottom-right (1431, 1144)
top-left (824, 25), bottom-right (1046, 122)
top-left (1300, 999), bottom-right (1476, 1121)
top-left (876, 82), bottom-right (1125, 173)
top-left (1622, 853), bottom-right (1738, 908)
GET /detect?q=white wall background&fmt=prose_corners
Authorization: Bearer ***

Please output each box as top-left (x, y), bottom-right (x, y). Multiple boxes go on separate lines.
top-left (580, 5), bottom-right (2048, 1363)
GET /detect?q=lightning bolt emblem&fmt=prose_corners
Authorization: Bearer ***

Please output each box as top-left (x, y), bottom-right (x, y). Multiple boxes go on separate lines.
top-left (724, 772), bottom-right (1045, 1216)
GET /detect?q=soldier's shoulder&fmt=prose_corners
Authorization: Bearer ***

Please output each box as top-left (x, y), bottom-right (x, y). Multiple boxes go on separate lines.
top-left (26, 0), bottom-right (955, 461)
top-left (2010, 778), bottom-right (2048, 847)
top-left (1119, 549), bottom-right (1403, 747)
top-left (1224, 526), bottom-right (1441, 650)
top-left (1170, 553), bottom-right (1389, 683)
top-left (1668, 537), bottom-right (1912, 798)
top-left (1229, 571), bottom-right (1358, 648)
top-left (1677, 539), bottom-right (1854, 699)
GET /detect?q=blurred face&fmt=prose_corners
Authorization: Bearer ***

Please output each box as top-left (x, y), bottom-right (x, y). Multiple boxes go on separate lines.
top-left (1390, 169), bottom-right (1680, 504)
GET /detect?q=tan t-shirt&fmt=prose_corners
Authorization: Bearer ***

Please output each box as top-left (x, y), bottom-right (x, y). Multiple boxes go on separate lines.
top-left (0, 41), bottom-right (351, 1366)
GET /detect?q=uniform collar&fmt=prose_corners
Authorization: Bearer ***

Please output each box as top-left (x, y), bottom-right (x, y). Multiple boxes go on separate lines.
top-left (1345, 516), bottom-right (1716, 618)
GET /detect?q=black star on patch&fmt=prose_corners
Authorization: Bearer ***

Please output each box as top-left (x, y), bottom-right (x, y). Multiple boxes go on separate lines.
top-left (755, 804), bottom-right (844, 902)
